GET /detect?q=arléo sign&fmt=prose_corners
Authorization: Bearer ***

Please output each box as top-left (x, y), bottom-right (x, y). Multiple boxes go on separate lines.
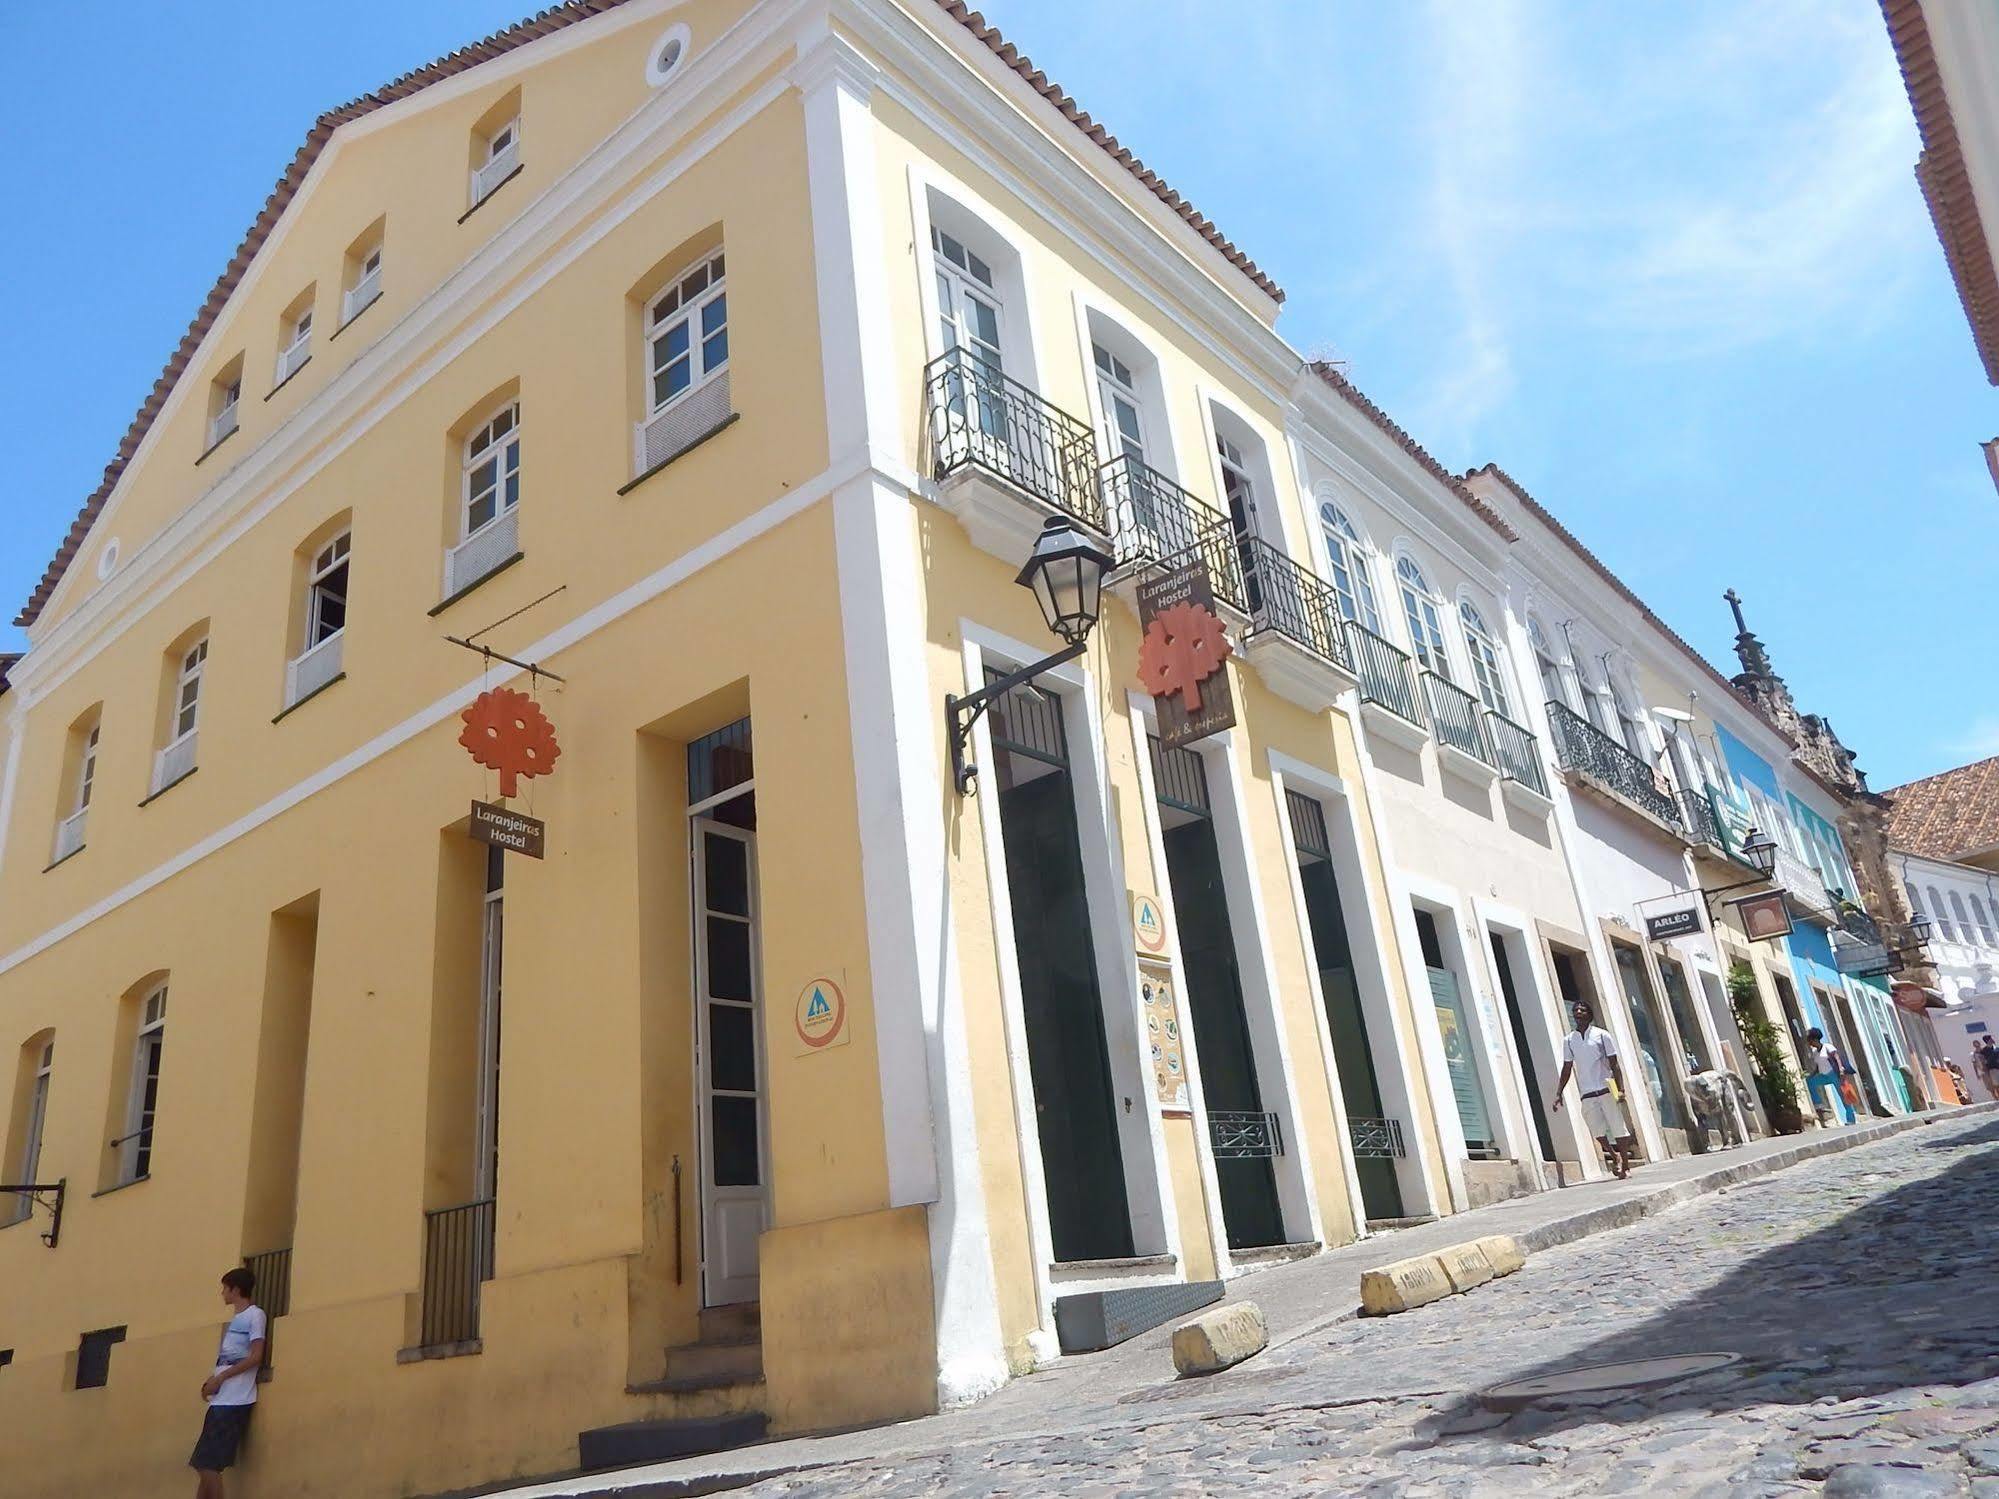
top-left (1136, 561), bottom-right (1235, 751)
top-left (1643, 907), bottom-right (1702, 942)
top-left (469, 800), bottom-right (546, 859)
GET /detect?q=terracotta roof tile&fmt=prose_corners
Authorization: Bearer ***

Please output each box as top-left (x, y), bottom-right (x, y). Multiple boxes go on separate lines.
top-left (1305, 363), bottom-right (1515, 540)
top-left (16, 1), bottom-right (639, 629)
top-left (1880, 0), bottom-right (1999, 384)
top-left (1883, 755), bottom-right (1999, 861)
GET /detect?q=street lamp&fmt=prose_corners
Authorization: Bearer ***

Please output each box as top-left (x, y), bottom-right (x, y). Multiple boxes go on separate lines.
top-left (1740, 828), bottom-right (1779, 877)
top-left (946, 516), bottom-right (1115, 796)
top-left (1906, 911), bottom-right (1934, 945)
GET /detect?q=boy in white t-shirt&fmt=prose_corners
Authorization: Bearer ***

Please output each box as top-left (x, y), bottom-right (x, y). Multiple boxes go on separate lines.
top-left (189, 1266), bottom-right (266, 1498)
top-left (1551, 998), bottom-right (1635, 1179)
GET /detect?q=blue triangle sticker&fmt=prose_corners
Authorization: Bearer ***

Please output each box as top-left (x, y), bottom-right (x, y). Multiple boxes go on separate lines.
top-left (806, 987), bottom-right (832, 1019)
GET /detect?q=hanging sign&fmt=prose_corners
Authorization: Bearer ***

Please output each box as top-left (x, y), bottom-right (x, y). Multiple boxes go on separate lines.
top-left (793, 976), bottom-right (850, 1053)
top-left (1131, 890), bottom-right (1169, 958)
top-left (1835, 939), bottom-right (1892, 977)
top-left (459, 686), bottom-right (561, 797)
top-left (469, 800), bottom-right (546, 859)
top-left (1893, 983), bottom-right (1933, 1015)
top-left (1136, 561), bottom-right (1235, 751)
top-left (1141, 966), bottom-right (1188, 1110)
top-left (1644, 907), bottom-right (1703, 942)
top-left (1733, 890), bottom-right (1793, 942)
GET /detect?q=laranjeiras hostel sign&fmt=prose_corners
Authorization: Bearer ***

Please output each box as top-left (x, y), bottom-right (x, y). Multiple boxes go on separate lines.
top-left (461, 686), bottom-right (560, 858)
top-left (1136, 561), bottom-right (1235, 751)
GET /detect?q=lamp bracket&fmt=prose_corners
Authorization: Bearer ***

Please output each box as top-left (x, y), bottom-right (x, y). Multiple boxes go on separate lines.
top-left (0, 1178), bottom-right (65, 1247)
top-left (947, 640), bottom-right (1087, 796)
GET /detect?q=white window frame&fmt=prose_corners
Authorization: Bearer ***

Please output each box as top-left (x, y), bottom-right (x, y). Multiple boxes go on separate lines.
top-left (645, 251), bottom-right (728, 419)
top-left (471, 117), bottom-right (521, 206)
top-left (122, 987), bottom-right (167, 1184)
top-left (1458, 597), bottom-right (1512, 716)
top-left (474, 851), bottom-right (504, 1202)
top-left (306, 533), bottom-right (350, 650)
top-left (1394, 553), bottom-right (1450, 678)
top-left (1092, 342), bottom-right (1147, 465)
top-left (932, 226), bottom-right (1003, 371)
top-left (461, 402), bottom-right (521, 542)
top-left (1527, 616), bottom-right (1570, 709)
top-left (275, 305), bottom-right (313, 385)
top-left (171, 639), bottom-right (207, 744)
top-left (208, 375), bottom-right (241, 448)
top-left (74, 722), bottom-right (99, 815)
top-left (1931, 885), bottom-right (1956, 941)
top-left (9, 1039), bottom-right (52, 1222)
top-left (1318, 501), bottom-right (1380, 633)
top-left (1612, 679), bottom-right (1650, 760)
top-left (342, 242), bottom-right (383, 324)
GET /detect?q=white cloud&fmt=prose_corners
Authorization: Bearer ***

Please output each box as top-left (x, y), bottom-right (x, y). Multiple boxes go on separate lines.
top-left (1945, 716), bottom-right (1999, 762)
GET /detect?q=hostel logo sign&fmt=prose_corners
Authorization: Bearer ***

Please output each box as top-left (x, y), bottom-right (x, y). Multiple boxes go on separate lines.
top-left (459, 687), bottom-right (560, 798)
top-left (1136, 562), bottom-right (1235, 751)
top-left (794, 976), bottom-right (850, 1053)
top-left (1131, 890), bottom-right (1169, 957)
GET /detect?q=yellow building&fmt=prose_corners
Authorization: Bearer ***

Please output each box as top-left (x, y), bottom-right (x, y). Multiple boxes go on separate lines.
top-left (0, 3), bottom-right (1446, 1493)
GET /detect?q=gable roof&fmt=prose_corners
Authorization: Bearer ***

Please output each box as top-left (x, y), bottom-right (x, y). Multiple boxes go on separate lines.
top-left (1883, 755), bottom-right (1999, 861)
top-left (1464, 462), bottom-right (1794, 743)
top-left (1305, 363), bottom-right (1515, 541)
top-left (18, 0), bottom-right (1281, 630)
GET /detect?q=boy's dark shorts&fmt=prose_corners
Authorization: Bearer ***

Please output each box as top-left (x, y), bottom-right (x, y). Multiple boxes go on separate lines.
top-left (189, 1403), bottom-right (253, 1472)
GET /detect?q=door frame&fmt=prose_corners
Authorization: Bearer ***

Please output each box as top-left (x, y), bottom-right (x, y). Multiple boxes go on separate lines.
top-left (689, 808), bottom-right (769, 1308)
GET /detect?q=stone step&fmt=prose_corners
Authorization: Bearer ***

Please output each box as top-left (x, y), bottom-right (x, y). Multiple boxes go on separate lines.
top-left (699, 1301), bottom-right (761, 1343)
top-left (664, 1338), bottom-right (763, 1384)
top-left (577, 1411), bottom-right (768, 1472)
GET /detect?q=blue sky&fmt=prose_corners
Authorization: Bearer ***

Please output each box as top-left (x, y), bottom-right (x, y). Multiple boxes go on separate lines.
top-left (1, 2), bottom-right (1990, 786)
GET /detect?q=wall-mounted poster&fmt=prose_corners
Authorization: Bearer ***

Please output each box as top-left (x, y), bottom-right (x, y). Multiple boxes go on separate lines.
top-left (1141, 964), bottom-right (1188, 1111)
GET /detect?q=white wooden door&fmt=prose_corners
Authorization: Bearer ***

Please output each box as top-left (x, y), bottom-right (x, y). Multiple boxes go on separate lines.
top-left (693, 818), bottom-right (766, 1306)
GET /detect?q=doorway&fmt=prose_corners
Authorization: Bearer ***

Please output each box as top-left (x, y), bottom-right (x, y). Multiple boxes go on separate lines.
top-left (1770, 972), bottom-right (1813, 1072)
top-left (1612, 943), bottom-right (1688, 1135)
top-left (1414, 908), bottom-right (1498, 1159)
top-left (1154, 739), bottom-right (1284, 1250)
top-left (989, 673), bottom-right (1135, 1263)
top-left (1489, 933), bottom-right (1556, 1163)
top-left (1658, 958), bottom-right (1713, 1074)
top-left (1285, 791), bottom-right (1403, 1220)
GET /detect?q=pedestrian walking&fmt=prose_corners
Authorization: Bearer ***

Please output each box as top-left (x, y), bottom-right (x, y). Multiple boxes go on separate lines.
top-left (1551, 998), bottom-right (1635, 1179)
top-left (1805, 1028), bottom-right (1857, 1125)
top-left (189, 1266), bottom-right (266, 1499)
top-left (1975, 1036), bottom-right (1999, 1101)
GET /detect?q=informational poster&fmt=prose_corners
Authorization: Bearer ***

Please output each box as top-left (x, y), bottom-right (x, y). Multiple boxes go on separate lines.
top-left (1141, 963), bottom-right (1188, 1111)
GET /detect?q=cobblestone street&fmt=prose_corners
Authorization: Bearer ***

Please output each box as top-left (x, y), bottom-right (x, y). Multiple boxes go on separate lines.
top-left (729, 1113), bottom-right (1999, 1498)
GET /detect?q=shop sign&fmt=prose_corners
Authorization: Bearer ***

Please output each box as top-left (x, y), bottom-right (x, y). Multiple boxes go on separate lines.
top-left (1136, 562), bottom-right (1235, 751)
top-left (1644, 907), bottom-right (1702, 942)
top-left (1733, 890), bottom-right (1793, 942)
top-left (793, 976), bottom-right (850, 1053)
top-left (1836, 940), bottom-right (1893, 978)
top-left (1131, 890), bottom-right (1169, 957)
top-left (469, 800), bottom-right (545, 859)
top-left (459, 686), bottom-right (561, 797)
top-left (1141, 964), bottom-right (1188, 1110)
top-left (1893, 983), bottom-right (1932, 1015)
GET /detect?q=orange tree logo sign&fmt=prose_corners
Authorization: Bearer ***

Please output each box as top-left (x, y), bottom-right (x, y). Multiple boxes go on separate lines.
top-left (459, 687), bottom-right (561, 798)
top-left (1137, 600), bottom-right (1232, 711)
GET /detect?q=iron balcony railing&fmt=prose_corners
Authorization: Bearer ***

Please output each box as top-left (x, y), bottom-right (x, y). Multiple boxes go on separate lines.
top-left (1347, 1115), bottom-right (1407, 1160)
top-left (923, 348), bottom-right (1102, 529)
top-left (1421, 673), bottom-right (1496, 768)
top-left (1677, 788), bottom-right (1727, 852)
top-left (1484, 709), bottom-right (1548, 796)
top-left (1239, 537), bottom-right (1353, 670)
top-left (1544, 701), bottom-right (1682, 831)
top-left (1168, 513), bottom-right (1253, 614)
top-left (1770, 846), bottom-right (1837, 920)
top-left (1344, 621), bottom-right (1425, 728)
top-left (1838, 902), bottom-right (1882, 946)
top-left (1101, 453), bottom-right (1225, 573)
top-left (419, 1198), bottom-right (495, 1348)
top-left (242, 1246), bottom-right (292, 1373)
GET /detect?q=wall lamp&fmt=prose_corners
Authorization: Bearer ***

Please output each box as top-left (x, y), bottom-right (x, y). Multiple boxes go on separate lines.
top-left (946, 516), bottom-right (1114, 796)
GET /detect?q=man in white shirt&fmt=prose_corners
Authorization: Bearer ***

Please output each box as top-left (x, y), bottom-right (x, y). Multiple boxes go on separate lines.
top-left (188, 1266), bottom-right (267, 1499)
top-left (1551, 998), bottom-right (1635, 1179)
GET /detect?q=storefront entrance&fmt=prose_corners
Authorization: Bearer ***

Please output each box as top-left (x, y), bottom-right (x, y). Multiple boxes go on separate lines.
top-left (1153, 739), bottom-right (1284, 1250)
top-left (989, 675), bottom-right (1135, 1263)
top-left (1490, 934), bottom-right (1556, 1163)
top-left (1613, 943), bottom-right (1689, 1138)
top-left (1286, 791), bottom-right (1403, 1221)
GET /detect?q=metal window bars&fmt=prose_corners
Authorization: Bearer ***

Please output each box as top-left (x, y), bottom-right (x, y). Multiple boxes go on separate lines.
top-left (1484, 709), bottom-right (1548, 796)
top-left (923, 348), bottom-right (1102, 530)
top-left (1208, 1110), bottom-right (1284, 1160)
top-left (1676, 787), bottom-right (1727, 853)
top-left (1346, 1115), bottom-right (1407, 1160)
top-left (241, 1246), bottom-right (292, 1373)
top-left (419, 1198), bottom-right (495, 1348)
top-left (1544, 700), bottom-right (1683, 830)
top-left (1344, 621), bottom-right (1426, 728)
top-left (1239, 536), bottom-right (1354, 671)
top-left (1421, 672), bottom-right (1496, 768)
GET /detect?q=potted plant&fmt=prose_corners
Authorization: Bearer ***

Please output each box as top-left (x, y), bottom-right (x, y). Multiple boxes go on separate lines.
top-left (1727, 962), bottom-right (1806, 1134)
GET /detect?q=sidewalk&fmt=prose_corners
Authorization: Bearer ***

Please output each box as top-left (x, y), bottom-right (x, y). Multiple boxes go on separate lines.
top-left (467, 1103), bottom-right (1995, 1499)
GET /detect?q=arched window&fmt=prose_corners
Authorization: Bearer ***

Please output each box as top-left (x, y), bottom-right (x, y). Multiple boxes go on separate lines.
top-left (1904, 882), bottom-right (1924, 919)
top-left (1931, 886), bottom-right (1956, 940)
top-left (1395, 553), bottom-right (1449, 677)
top-left (1458, 598), bottom-right (1511, 715)
top-left (1318, 501), bottom-right (1380, 632)
top-left (1612, 680), bottom-right (1649, 759)
top-left (1527, 616), bottom-right (1569, 708)
top-left (1970, 895), bottom-right (1996, 945)
top-left (1574, 653), bottom-right (1616, 736)
top-left (1950, 891), bottom-right (1973, 941)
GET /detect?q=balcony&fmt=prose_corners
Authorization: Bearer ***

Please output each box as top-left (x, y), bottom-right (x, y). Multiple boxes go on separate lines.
top-left (1236, 536), bottom-right (1357, 712)
top-left (1677, 788), bottom-right (1730, 859)
top-left (206, 402), bottom-right (239, 452)
top-left (340, 268), bottom-right (382, 327)
top-left (443, 507), bottom-right (520, 601)
top-left (633, 369), bottom-right (731, 478)
top-left (49, 807), bottom-right (86, 866)
top-left (1484, 708), bottom-right (1551, 808)
top-left (273, 337), bottom-right (310, 390)
top-left (1344, 621), bottom-right (1427, 750)
top-left (1545, 701), bottom-right (1684, 838)
top-left (1770, 845), bottom-right (1837, 925)
top-left (151, 730), bottom-right (198, 796)
top-left (1102, 455), bottom-right (1239, 596)
top-left (924, 349), bottom-right (1103, 563)
top-left (1421, 672), bottom-right (1497, 782)
top-left (284, 629), bottom-right (344, 710)
top-left (470, 137), bottom-right (519, 208)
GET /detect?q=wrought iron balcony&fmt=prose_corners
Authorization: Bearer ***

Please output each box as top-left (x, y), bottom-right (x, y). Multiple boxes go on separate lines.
top-left (1347, 1114), bottom-right (1406, 1160)
top-left (1421, 672), bottom-right (1496, 770)
top-left (1484, 709), bottom-right (1549, 798)
top-left (419, 1198), bottom-right (495, 1349)
top-left (1837, 902), bottom-right (1881, 945)
top-left (1677, 788), bottom-right (1727, 853)
top-left (1544, 700), bottom-right (1683, 833)
top-left (923, 349), bottom-right (1102, 531)
top-left (1344, 621), bottom-right (1426, 731)
top-left (1769, 846), bottom-right (1837, 924)
top-left (1102, 453), bottom-right (1224, 573)
top-left (1239, 537), bottom-right (1353, 673)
